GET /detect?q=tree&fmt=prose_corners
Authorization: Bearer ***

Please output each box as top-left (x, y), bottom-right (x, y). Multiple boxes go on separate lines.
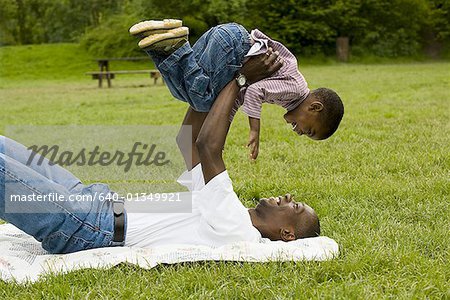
top-left (0, 0), bottom-right (126, 45)
top-left (0, 0), bottom-right (19, 45)
top-left (2, 0), bottom-right (448, 58)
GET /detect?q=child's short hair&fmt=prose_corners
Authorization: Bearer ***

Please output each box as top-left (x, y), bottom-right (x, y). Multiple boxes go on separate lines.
top-left (311, 88), bottom-right (344, 139)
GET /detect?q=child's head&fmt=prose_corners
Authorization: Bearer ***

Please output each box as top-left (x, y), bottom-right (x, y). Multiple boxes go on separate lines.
top-left (284, 88), bottom-right (344, 140)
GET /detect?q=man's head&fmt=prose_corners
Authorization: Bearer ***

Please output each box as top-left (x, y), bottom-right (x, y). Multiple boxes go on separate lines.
top-left (284, 88), bottom-right (344, 140)
top-left (248, 194), bottom-right (320, 241)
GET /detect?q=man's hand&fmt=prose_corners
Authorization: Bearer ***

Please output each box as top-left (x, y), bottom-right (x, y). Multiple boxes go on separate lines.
top-left (240, 47), bottom-right (283, 85)
top-left (247, 130), bottom-right (259, 160)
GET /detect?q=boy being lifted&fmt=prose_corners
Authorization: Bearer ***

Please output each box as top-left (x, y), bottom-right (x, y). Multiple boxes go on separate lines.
top-left (130, 19), bottom-right (344, 159)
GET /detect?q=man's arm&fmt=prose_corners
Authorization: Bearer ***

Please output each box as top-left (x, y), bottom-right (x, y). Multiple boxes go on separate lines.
top-left (196, 50), bottom-right (283, 183)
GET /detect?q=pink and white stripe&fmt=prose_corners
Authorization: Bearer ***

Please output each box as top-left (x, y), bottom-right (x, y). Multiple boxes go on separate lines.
top-left (230, 29), bottom-right (310, 120)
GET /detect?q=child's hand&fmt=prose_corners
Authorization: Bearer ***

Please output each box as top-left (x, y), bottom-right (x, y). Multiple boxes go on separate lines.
top-left (247, 131), bottom-right (260, 160)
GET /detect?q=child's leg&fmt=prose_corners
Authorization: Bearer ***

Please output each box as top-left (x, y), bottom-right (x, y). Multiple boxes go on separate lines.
top-left (146, 23), bottom-right (251, 112)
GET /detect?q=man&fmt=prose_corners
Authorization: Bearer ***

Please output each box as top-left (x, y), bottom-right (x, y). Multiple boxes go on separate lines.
top-left (0, 50), bottom-right (319, 254)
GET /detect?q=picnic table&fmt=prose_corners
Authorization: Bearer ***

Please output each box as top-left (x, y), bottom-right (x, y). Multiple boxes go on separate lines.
top-left (86, 57), bottom-right (162, 88)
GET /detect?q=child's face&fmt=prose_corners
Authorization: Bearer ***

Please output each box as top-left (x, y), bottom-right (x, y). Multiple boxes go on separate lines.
top-left (283, 102), bottom-right (327, 140)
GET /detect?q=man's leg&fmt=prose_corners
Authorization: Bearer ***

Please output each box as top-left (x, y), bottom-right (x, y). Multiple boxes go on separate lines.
top-left (0, 136), bottom-right (83, 193)
top-left (0, 139), bottom-right (118, 254)
top-left (144, 23), bottom-right (252, 112)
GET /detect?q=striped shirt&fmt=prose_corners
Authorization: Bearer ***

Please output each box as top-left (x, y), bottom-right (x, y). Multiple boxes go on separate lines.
top-left (230, 29), bottom-right (310, 120)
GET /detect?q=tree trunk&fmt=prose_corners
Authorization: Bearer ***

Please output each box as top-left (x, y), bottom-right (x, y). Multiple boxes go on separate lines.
top-left (423, 31), bottom-right (442, 59)
top-left (336, 37), bottom-right (349, 62)
top-left (16, 0), bottom-right (26, 44)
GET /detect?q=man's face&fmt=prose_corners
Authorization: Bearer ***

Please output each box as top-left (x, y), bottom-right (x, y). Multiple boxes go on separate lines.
top-left (283, 102), bottom-right (328, 140)
top-left (253, 194), bottom-right (318, 241)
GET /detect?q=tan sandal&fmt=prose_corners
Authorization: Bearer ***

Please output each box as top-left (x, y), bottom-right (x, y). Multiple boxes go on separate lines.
top-left (129, 19), bottom-right (182, 38)
top-left (138, 27), bottom-right (189, 53)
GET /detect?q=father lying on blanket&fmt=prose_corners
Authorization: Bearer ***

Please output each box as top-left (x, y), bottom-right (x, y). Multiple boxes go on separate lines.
top-left (0, 51), bottom-right (320, 254)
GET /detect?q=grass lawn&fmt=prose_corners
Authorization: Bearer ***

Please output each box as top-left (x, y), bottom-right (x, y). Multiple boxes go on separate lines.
top-left (0, 44), bottom-right (449, 298)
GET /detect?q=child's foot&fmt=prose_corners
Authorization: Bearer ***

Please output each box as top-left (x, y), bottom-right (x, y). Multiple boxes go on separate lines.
top-left (129, 19), bottom-right (182, 39)
top-left (138, 27), bottom-right (189, 54)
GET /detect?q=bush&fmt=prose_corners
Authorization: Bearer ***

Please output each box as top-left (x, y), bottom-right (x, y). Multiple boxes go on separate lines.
top-left (60, 0), bottom-right (450, 59)
top-left (79, 14), bottom-right (143, 57)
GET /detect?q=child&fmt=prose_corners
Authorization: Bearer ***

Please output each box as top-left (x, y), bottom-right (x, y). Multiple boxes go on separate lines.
top-left (129, 19), bottom-right (344, 159)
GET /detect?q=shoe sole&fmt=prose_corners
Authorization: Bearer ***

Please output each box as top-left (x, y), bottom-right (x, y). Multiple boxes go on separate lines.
top-left (129, 19), bottom-right (182, 36)
top-left (138, 27), bottom-right (189, 49)
top-left (133, 29), bottom-right (173, 39)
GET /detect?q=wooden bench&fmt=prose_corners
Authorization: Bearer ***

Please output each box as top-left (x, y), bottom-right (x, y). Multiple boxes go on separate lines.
top-left (86, 57), bottom-right (162, 88)
top-left (86, 70), bottom-right (162, 88)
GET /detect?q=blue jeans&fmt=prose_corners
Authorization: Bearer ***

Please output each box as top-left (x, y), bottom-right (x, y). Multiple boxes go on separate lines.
top-left (0, 136), bottom-right (126, 254)
top-left (147, 23), bottom-right (251, 112)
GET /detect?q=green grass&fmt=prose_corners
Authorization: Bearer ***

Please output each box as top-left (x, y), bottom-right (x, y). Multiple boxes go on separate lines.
top-left (0, 44), bottom-right (449, 299)
top-left (0, 43), bottom-right (155, 84)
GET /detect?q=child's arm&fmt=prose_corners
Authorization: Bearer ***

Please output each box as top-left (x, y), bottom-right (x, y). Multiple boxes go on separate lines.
top-left (247, 117), bottom-right (260, 160)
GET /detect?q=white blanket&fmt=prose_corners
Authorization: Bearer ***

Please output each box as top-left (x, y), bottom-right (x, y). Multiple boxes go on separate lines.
top-left (0, 224), bottom-right (339, 283)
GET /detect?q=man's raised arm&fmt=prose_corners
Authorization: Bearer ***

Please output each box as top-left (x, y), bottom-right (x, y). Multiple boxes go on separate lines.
top-left (196, 49), bottom-right (283, 183)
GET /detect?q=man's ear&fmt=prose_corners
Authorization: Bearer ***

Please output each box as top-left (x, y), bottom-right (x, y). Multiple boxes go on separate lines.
top-left (280, 228), bottom-right (295, 241)
top-left (309, 101), bottom-right (324, 112)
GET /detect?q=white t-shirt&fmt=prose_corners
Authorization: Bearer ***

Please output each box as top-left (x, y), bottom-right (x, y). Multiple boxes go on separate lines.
top-left (125, 164), bottom-right (262, 248)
